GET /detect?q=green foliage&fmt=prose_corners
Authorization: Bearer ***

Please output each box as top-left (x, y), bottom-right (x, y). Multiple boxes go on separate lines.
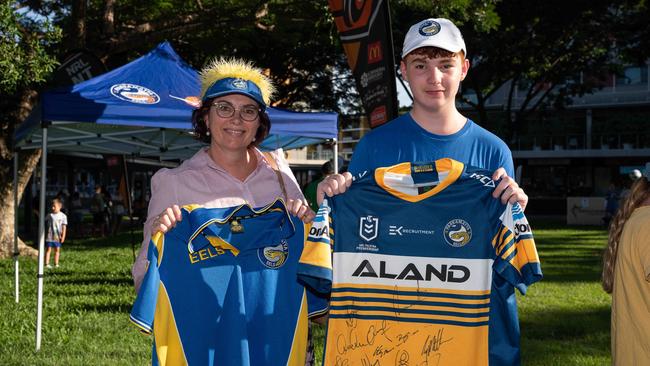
top-left (0, 3), bottom-right (61, 94)
top-left (460, 0), bottom-right (624, 133)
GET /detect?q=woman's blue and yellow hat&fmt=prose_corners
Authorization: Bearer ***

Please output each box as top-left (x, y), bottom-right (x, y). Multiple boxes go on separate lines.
top-left (199, 58), bottom-right (275, 109)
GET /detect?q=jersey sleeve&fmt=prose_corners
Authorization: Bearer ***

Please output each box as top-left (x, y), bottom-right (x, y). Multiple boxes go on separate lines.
top-left (499, 146), bottom-right (515, 178)
top-left (491, 202), bottom-right (542, 294)
top-left (348, 135), bottom-right (370, 176)
top-left (298, 200), bottom-right (333, 294)
top-left (306, 287), bottom-right (330, 318)
top-left (129, 232), bottom-right (163, 334)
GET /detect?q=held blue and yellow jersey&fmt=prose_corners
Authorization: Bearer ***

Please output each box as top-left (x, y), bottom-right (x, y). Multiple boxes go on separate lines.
top-left (299, 158), bottom-right (542, 366)
top-left (130, 200), bottom-right (328, 366)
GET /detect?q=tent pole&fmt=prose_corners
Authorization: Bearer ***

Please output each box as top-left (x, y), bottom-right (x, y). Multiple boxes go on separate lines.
top-left (14, 151), bottom-right (20, 303)
top-left (121, 155), bottom-right (136, 261)
top-left (333, 139), bottom-right (339, 174)
top-left (35, 123), bottom-right (48, 352)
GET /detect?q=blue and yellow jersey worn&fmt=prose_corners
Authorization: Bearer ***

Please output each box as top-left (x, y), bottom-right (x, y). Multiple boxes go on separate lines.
top-left (130, 200), bottom-right (328, 366)
top-left (299, 158), bottom-right (542, 366)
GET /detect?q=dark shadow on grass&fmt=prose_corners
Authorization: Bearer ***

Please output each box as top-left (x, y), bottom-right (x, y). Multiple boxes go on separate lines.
top-left (522, 306), bottom-right (610, 340)
top-left (67, 231), bottom-right (144, 250)
top-left (48, 275), bottom-right (133, 287)
top-left (43, 269), bottom-right (133, 288)
top-left (536, 252), bottom-right (604, 282)
top-left (75, 302), bottom-right (134, 313)
top-left (520, 306), bottom-right (610, 362)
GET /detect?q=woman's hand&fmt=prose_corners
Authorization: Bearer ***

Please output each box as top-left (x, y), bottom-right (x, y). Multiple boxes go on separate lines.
top-left (287, 199), bottom-right (316, 223)
top-left (492, 168), bottom-right (528, 210)
top-left (151, 205), bottom-right (183, 234)
top-left (316, 172), bottom-right (353, 206)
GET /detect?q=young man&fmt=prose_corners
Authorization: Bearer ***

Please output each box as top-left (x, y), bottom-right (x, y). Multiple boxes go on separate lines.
top-left (318, 18), bottom-right (527, 208)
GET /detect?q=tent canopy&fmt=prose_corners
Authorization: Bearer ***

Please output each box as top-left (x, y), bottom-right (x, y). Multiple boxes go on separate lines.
top-left (15, 42), bottom-right (338, 160)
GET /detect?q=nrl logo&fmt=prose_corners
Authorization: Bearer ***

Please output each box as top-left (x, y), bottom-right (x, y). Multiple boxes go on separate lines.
top-left (359, 215), bottom-right (379, 242)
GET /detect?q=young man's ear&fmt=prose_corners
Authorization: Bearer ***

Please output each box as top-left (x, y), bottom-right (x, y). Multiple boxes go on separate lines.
top-left (399, 60), bottom-right (408, 83)
top-left (460, 58), bottom-right (470, 81)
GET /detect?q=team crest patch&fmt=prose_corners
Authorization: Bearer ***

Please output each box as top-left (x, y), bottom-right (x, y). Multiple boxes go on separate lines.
top-left (419, 20), bottom-right (441, 36)
top-left (258, 240), bottom-right (289, 268)
top-left (444, 219), bottom-right (472, 247)
top-left (231, 78), bottom-right (247, 89)
top-left (359, 215), bottom-right (379, 242)
top-left (110, 83), bottom-right (160, 104)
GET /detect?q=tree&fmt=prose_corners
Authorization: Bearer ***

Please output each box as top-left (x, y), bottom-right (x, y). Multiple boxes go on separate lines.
top-left (459, 0), bottom-right (623, 141)
top-left (1, 3), bottom-right (61, 257)
top-left (0, 0), bottom-right (353, 258)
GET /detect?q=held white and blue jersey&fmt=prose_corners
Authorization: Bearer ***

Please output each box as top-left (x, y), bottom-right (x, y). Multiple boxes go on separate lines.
top-left (299, 158), bottom-right (542, 366)
top-left (130, 200), bottom-right (328, 366)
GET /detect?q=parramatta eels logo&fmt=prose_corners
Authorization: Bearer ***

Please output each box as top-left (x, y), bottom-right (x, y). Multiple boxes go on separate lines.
top-left (110, 84), bottom-right (160, 104)
top-left (359, 215), bottom-right (379, 242)
top-left (258, 240), bottom-right (289, 269)
top-left (231, 78), bottom-right (247, 89)
top-left (443, 219), bottom-right (472, 247)
top-left (419, 20), bottom-right (441, 36)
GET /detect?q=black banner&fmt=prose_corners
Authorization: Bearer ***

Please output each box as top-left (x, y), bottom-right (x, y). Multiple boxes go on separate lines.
top-left (329, 0), bottom-right (398, 128)
top-left (54, 49), bottom-right (106, 87)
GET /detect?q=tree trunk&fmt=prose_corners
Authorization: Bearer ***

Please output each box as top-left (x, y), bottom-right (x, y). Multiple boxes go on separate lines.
top-left (0, 149), bottom-right (40, 258)
top-left (0, 87), bottom-right (41, 259)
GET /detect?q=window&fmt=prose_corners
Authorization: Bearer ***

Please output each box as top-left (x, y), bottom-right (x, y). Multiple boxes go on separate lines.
top-left (616, 65), bottom-right (648, 86)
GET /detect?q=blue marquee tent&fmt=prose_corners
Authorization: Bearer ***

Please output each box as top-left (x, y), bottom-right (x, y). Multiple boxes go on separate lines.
top-left (15, 41), bottom-right (339, 159)
top-left (13, 41), bottom-right (338, 351)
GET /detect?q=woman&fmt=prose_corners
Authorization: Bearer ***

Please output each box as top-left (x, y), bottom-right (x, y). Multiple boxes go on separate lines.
top-left (131, 58), bottom-right (318, 365)
top-left (602, 175), bottom-right (650, 365)
top-left (132, 58), bottom-right (313, 287)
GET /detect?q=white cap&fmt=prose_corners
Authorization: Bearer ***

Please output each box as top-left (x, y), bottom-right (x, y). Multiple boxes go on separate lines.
top-left (401, 18), bottom-right (466, 58)
top-left (630, 169), bottom-right (642, 180)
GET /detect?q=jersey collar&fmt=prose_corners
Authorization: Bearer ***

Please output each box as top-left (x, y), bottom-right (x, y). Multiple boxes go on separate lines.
top-left (374, 158), bottom-right (464, 202)
top-left (184, 199), bottom-right (295, 253)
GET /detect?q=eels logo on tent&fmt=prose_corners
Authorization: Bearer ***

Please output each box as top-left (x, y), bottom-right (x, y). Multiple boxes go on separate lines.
top-left (110, 83), bottom-right (160, 104)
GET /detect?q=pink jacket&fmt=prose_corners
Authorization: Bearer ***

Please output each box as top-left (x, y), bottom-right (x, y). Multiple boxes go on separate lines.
top-left (131, 147), bottom-right (304, 290)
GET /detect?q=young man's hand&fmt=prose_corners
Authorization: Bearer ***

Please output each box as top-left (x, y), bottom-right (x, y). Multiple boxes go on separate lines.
top-left (316, 172), bottom-right (353, 206)
top-left (287, 199), bottom-right (315, 223)
top-left (492, 168), bottom-right (528, 210)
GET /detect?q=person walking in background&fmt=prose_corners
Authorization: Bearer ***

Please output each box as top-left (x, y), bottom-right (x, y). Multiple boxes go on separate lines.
top-left (69, 191), bottom-right (85, 238)
top-left (602, 174), bottom-right (650, 365)
top-left (603, 182), bottom-right (620, 227)
top-left (304, 160), bottom-right (334, 212)
top-left (45, 198), bottom-right (67, 269)
top-left (90, 185), bottom-right (106, 236)
top-left (102, 186), bottom-right (114, 235)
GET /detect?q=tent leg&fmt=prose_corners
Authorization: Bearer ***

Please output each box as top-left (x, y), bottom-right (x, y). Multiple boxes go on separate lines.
top-left (333, 139), bottom-right (339, 174)
top-left (14, 152), bottom-right (19, 303)
top-left (36, 125), bottom-right (47, 352)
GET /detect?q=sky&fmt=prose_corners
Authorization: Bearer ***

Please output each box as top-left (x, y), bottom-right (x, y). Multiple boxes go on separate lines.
top-left (396, 77), bottom-right (413, 107)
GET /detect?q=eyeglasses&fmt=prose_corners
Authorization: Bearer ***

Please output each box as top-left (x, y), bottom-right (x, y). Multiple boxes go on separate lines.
top-left (211, 101), bottom-right (260, 122)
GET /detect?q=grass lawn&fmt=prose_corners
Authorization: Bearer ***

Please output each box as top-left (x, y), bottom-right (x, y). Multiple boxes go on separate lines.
top-left (0, 221), bottom-right (611, 365)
